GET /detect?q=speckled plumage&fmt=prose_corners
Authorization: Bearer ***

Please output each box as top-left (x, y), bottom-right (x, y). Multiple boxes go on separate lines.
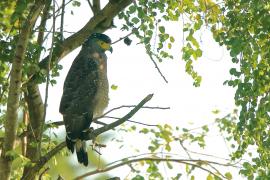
top-left (59, 33), bottom-right (111, 166)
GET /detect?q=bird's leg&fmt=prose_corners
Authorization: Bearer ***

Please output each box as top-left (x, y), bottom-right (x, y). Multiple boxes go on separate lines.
top-left (82, 127), bottom-right (94, 140)
top-left (90, 139), bottom-right (106, 155)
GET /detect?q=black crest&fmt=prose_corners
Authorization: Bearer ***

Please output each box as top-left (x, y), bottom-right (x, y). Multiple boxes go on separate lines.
top-left (84, 33), bottom-right (112, 46)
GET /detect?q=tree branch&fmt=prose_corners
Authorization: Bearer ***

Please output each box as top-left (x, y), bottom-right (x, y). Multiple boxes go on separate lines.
top-left (74, 156), bottom-right (233, 179)
top-left (38, 0), bottom-right (133, 72)
top-left (86, 0), bottom-right (94, 14)
top-left (84, 94), bottom-right (154, 140)
top-left (60, 0), bottom-right (65, 41)
top-left (22, 94), bottom-right (153, 179)
top-left (0, 1), bottom-right (45, 179)
top-left (93, 0), bottom-right (101, 15)
top-left (37, 0), bottom-right (52, 47)
top-left (147, 51), bottom-right (168, 83)
top-left (101, 105), bottom-right (170, 117)
top-left (41, 0), bottom-right (56, 146)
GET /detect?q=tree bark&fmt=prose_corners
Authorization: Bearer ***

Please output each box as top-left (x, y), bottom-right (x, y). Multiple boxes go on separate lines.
top-left (22, 84), bottom-right (44, 178)
top-left (22, 1), bottom-right (51, 177)
top-left (0, 1), bottom-right (45, 179)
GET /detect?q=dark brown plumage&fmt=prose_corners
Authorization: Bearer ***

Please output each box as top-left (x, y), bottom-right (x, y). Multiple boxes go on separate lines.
top-left (59, 33), bottom-right (112, 166)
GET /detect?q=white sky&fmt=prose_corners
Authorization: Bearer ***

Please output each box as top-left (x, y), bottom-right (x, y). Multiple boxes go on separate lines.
top-left (39, 1), bottom-right (244, 179)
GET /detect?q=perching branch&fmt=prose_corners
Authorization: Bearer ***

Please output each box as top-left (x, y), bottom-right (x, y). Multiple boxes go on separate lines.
top-left (84, 94), bottom-right (154, 140)
top-left (22, 94), bottom-right (154, 179)
top-left (74, 156), bottom-right (234, 179)
top-left (36, 104), bottom-right (168, 132)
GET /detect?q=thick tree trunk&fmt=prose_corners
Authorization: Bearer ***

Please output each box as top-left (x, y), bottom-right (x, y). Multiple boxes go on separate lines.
top-left (0, 2), bottom-right (45, 179)
top-left (22, 84), bottom-right (44, 178)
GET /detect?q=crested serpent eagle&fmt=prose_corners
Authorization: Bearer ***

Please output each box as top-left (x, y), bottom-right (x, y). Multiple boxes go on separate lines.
top-left (59, 33), bottom-right (113, 166)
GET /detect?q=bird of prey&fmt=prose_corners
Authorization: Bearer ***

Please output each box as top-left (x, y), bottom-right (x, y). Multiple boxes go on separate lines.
top-left (59, 33), bottom-right (112, 166)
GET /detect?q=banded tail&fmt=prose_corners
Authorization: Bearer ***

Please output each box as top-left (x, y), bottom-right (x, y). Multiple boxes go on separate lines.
top-left (66, 136), bottom-right (88, 166)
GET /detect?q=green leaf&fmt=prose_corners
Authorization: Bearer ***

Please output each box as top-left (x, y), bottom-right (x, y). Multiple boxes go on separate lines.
top-left (132, 175), bottom-right (145, 180)
top-left (129, 5), bottom-right (137, 14)
top-left (170, 36), bottom-right (175, 43)
top-left (111, 84), bottom-right (118, 90)
top-left (72, 0), bottom-right (81, 7)
top-left (159, 26), bottom-right (165, 33)
top-left (206, 174), bottom-right (213, 180)
top-left (131, 17), bottom-right (140, 24)
top-left (140, 128), bottom-right (149, 134)
top-left (225, 172), bottom-right (233, 180)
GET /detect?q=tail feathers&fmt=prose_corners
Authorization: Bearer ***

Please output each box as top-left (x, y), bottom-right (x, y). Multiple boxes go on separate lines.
top-left (76, 140), bottom-right (88, 166)
top-left (66, 136), bottom-right (75, 153)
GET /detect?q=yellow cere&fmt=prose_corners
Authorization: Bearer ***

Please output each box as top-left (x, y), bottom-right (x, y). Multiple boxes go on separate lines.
top-left (97, 41), bottom-right (111, 51)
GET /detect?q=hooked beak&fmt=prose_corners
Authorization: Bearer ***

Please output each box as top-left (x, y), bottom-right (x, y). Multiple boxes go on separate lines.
top-left (109, 46), bottom-right (113, 53)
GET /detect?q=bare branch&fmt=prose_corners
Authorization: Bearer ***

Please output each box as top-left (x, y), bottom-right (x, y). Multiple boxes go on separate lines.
top-left (93, 0), bottom-right (101, 15)
top-left (86, 0), bottom-right (94, 13)
top-left (41, 104), bottom-right (168, 131)
top-left (37, 0), bottom-right (52, 47)
top-left (84, 94), bottom-right (154, 140)
top-left (103, 116), bottom-right (158, 127)
top-left (41, 0), bottom-right (56, 142)
top-left (38, 167), bottom-right (49, 180)
top-left (74, 156), bottom-right (234, 179)
top-left (101, 105), bottom-right (170, 117)
top-left (112, 30), bottom-right (135, 44)
top-left (22, 94), bottom-right (153, 179)
top-left (60, 0), bottom-right (65, 41)
top-left (147, 51), bottom-right (168, 83)
top-left (39, 0), bottom-right (56, 150)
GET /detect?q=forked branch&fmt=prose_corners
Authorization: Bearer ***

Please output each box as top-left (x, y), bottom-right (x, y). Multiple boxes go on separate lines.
top-left (22, 94), bottom-right (154, 179)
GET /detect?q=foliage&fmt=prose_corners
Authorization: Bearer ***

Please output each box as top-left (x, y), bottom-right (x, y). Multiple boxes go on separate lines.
top-left (212, 0), bottom-right (270, 177)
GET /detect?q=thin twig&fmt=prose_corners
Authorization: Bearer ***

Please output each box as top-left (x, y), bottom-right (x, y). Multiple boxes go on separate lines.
top-left (19, 104), bottom-right (165, 137)
top-left (38, 167), bottom-right (50, 180)
top-left (103, 116), bottom-right (159, 127)
top-left (86, 0), bottom-right (94, 13)
top-left (179, 140), bottom-right (192, 159)
top-left (147, 51), bottom-right (168, 83)
top-left (40, 0), bottom-right (56, 145)
top-left (84, 94), bottom-right (154, 140)
top-left (112, 30), bottom-right (134, 44)
top-left (74, 156), bottom-right (232, 179)
top-left (101, 105), bottom-right (170, 117)
top-left (60, 0), bottom-right (65, 41)
top-left (127, 119), bottom-right (158, 127)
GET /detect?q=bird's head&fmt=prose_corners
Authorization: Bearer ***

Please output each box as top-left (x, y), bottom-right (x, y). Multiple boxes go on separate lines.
top-left (83, 33), bottom-right (113, 53)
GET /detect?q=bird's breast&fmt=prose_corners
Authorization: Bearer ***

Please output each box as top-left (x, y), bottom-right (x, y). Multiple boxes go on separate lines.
top-left (92, 70), bottom-right (109, 118)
